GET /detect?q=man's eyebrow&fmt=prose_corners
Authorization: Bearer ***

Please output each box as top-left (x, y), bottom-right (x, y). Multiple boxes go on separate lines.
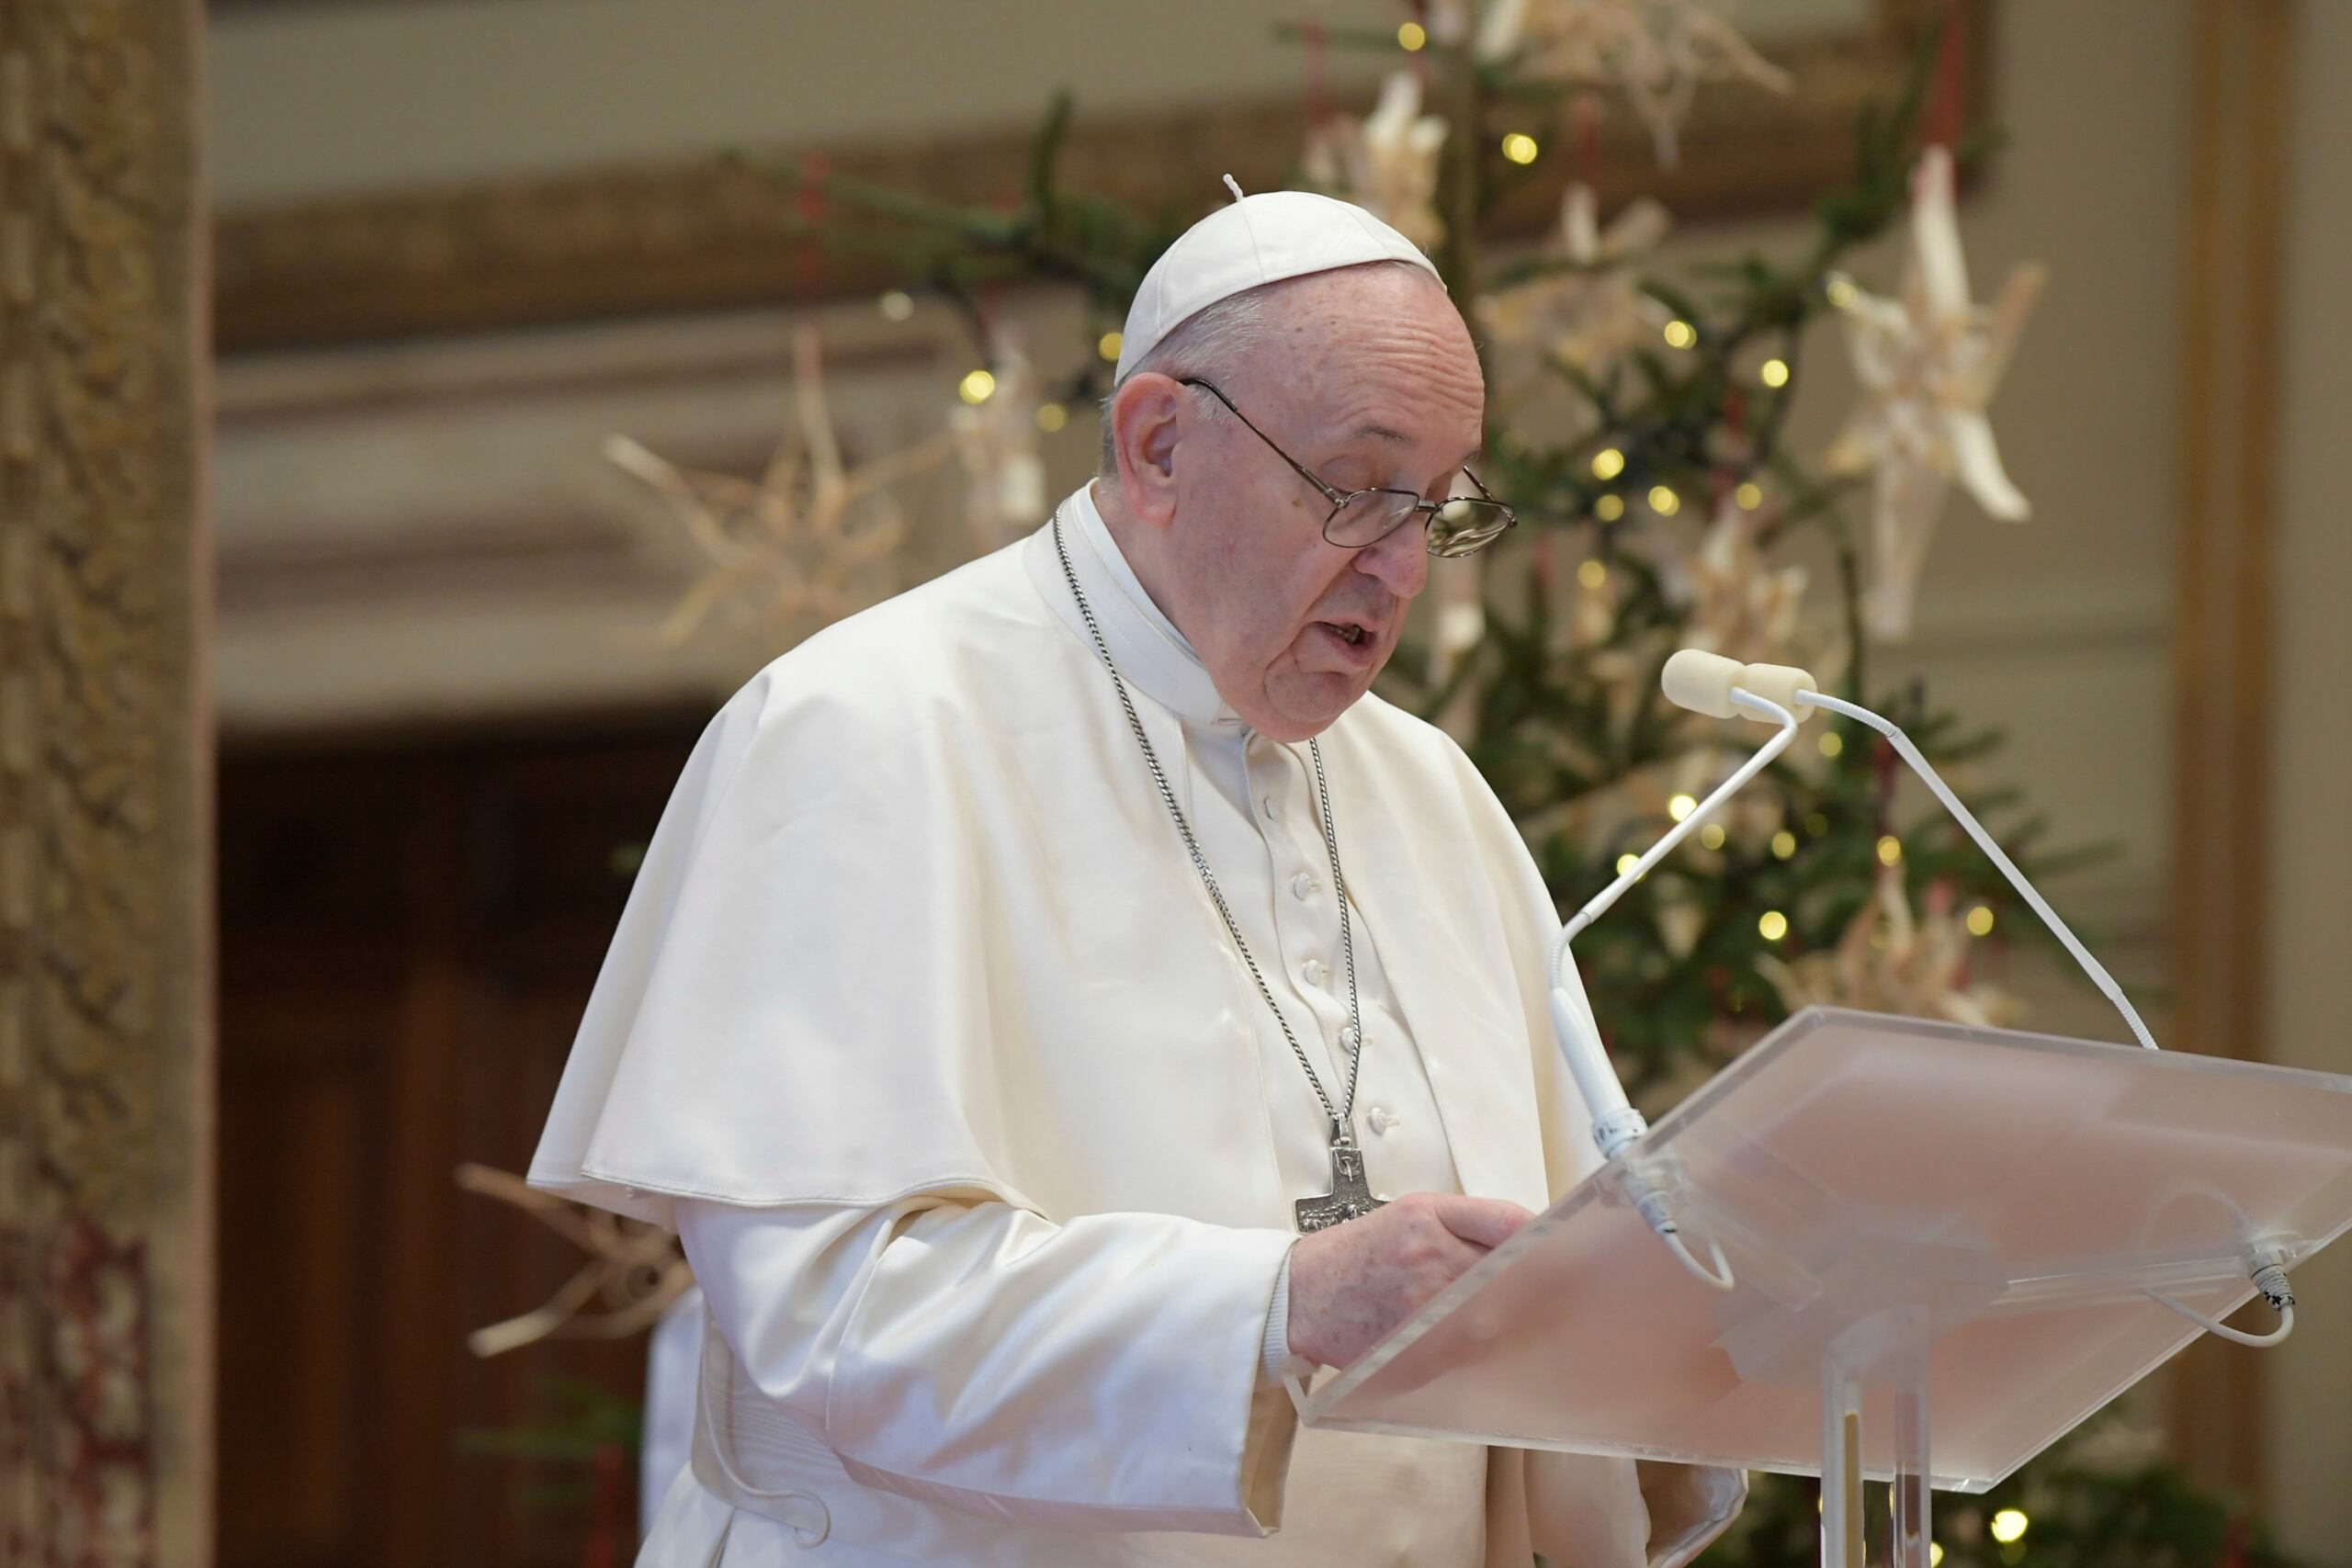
top-left (1341, 421), bottom-right (1485, 468)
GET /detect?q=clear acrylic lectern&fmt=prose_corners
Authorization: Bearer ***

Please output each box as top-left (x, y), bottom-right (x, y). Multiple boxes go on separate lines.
top-left (1288, 1007), bottom-right (2352, 1567)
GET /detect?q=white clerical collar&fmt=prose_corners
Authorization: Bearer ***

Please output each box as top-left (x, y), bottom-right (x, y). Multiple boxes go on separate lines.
top-left (1049, 480), bottom-right (1241, 728)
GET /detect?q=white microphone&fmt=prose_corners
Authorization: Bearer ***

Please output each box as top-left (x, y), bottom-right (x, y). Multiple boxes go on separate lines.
top-left (1546, 649), bottom-right (2163, 1190)
top-left (1544, 649), bottom-right (1824, 1292)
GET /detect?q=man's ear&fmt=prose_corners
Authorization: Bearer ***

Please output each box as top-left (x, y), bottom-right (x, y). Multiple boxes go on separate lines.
top-left (1113, 376), bottom-right (1185, 528)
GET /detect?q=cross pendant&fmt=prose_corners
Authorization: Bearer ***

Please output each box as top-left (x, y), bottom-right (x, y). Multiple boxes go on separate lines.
top-left (1295, 1137), bottom-right (1385, 1233)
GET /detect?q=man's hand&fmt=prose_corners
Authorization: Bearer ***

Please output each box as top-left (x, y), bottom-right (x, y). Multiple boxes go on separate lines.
top-left (1283, 1192), bottom-right (1533, 1370)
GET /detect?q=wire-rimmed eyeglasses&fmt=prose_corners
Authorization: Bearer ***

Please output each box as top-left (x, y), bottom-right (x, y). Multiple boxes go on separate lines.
top-left (1179, 378), bottom-right (1516, 558)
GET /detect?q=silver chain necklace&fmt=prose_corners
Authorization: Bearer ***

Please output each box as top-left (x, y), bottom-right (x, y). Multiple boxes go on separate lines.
top-left (1051, 512), bottom-right (1384, 1232)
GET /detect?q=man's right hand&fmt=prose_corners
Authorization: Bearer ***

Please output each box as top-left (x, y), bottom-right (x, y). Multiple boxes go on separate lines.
top-left (1283, 1192), bottom-right (1533, 1370)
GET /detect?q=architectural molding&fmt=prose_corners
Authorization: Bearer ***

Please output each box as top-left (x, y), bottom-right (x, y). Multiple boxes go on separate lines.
top-left (2165, 0), bottom-right (2291, 1505)
top-left (213, 0), bottom-right (1984, 352)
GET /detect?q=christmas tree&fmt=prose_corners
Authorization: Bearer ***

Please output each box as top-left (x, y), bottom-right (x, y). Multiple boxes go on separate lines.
top-left (494, 5), bottom-right (2300, 1562)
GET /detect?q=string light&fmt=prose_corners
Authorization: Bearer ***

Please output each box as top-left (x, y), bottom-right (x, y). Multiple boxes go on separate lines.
top-left (1700, 823), bottom-right (1726, 850)
top-left (1591, 447), bottom-right (1626, 480)
top-left (958, 368), bottom-right (997, 404)
top-left (1648, 485), bottom-right (1681, 516)
top-left (1736, 481), bottom-right (1764, 510)
top-left (1760, 357), bottom-right (1792, 388)
top-left (1663, 319), bottom-right (1697, 349)
top-left (1035, 402), bottom-right (1069, 433)
top-left (1770, 830), bottom-right (1797, 860)
top-left (1990, 1509), bottom-right (2030, 1545)
top-left (1594, 494), bottom-right (1625, 522)
top-left (877, 289), bottom-right (914, 321)
top-left (1877, 835), bottom-right (1903, 867)
top-left (1931, 1546), bottom-right (1945, 1568)
top-left (1500, 132), bottom-right (1540, 165)
top-left (1818, 730), bottom-right (1844, 759)
top-left (1616, 852), bottom-right (1646, 881)
top-left (1758, 910), bottom-right (1789, 941)
top-left (1097, 330), bottom-right (1123, 362)
top-left (1826, 274), bottom-right (1860, 310)
top-left (1668, 794), bottom-right (1697, 822)
top-left (1967, 905), bottom-right (1996, 936)
top-left (1397, 18), bottom-right (1427, 49)
top-left (1806, 812), bottom-right (1829, 836)
top-left (1577, 558), bottom-right (1608, 590)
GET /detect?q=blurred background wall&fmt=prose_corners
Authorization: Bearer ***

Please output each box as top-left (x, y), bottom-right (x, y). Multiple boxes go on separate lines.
top-left (190, 2), bottom-right (2346, 1564)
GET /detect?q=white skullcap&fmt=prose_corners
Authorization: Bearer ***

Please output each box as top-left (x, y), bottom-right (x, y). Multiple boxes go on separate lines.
top-left (1112, 175), bottom-right (1445, 383)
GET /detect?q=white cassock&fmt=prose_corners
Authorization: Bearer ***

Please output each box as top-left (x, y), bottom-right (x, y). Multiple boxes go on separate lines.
top-left (530, 479), bottom-right (1745, 1566)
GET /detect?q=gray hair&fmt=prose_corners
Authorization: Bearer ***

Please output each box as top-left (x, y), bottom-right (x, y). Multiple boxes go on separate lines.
top-left (1095, 257), bottom-right (1430, 479)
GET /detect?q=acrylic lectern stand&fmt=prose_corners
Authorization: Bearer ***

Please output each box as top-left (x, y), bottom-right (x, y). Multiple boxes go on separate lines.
top-left (1288, 1007), bottom-right (2352, 1568)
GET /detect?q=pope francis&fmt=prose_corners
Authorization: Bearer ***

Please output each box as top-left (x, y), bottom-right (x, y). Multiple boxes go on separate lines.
top-left (530, 183), bottom-right (1747, 1566)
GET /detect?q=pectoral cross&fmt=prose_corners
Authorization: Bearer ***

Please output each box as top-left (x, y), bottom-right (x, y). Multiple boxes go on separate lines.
top-left (1295, 1134), bottom-right (1385, 1233)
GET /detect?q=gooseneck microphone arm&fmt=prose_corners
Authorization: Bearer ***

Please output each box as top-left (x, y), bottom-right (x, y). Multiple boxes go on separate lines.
top-left (1545, 649), bottom-right (2176, 1303)
top-left (1793, 685), bottom-right (2159, 1052)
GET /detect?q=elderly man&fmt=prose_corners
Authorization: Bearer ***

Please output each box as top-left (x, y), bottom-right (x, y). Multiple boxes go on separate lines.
top-left (530, 185), bottom-right (1744, 1566)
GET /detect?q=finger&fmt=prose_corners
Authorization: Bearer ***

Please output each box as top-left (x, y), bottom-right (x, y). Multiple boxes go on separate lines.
top-left (1428, 1194), bottom-right (1534, 1250)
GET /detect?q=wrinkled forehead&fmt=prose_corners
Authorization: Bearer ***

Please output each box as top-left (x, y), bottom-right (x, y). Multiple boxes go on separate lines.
top-left (1284, 286), bottom-right (1485, 460)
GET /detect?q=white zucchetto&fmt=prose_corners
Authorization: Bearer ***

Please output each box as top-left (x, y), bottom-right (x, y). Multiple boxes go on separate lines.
top-left (1112, 175), bottom-right (1446, 383)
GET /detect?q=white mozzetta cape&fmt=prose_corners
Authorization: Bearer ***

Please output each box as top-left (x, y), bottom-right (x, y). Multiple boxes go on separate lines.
top-left (530, 483), bottom-right (1742, 1565)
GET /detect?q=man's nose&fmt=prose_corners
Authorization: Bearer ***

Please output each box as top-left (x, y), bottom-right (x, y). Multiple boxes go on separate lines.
top-left (1353, 514), bottom-right (1430, 599)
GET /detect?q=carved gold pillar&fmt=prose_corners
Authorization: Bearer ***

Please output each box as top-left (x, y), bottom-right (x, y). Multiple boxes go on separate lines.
top-left (2168, 0), bottom-right (2291, 1506)
top-left (0, 1), bottom-right (212, 1564)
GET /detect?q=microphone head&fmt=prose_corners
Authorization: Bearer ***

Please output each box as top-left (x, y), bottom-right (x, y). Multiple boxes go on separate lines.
top-left (1661, 649), bottom-right (1743, 719)
top-left (1738, 663), bottom-right (1820, 723)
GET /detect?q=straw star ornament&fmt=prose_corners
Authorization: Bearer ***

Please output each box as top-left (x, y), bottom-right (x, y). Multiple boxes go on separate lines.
top-left (1476, 182), bottom-right (1672, 412)
top-left (1674, 494), bottom-right (1819, 673)
top-left (947, 330), bottom-right (1049, 555)
top-left (1823, 145), bottom-right (2047, 640)
top-left (607, 324), bottom-right (954, 650)
top-left (1303, 70), bottom-right (1451, 254)
top-left (1473, 0), bottom-right (1791, 166)
top-left (456, 1164), bottom-right (692, 1359)
top-left (1757, 865), bottom-right (2019, 1032)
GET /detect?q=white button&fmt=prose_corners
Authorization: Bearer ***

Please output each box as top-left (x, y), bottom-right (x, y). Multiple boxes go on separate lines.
top-left (1303, 958), bottom-right (1328, 987)
top-left (1368, 1107), bottom-right (1399, 1135)
top-left (1292, 872), bottom-right (1315, 901)
top-left (1262, 795), bottom-right (1281, 819)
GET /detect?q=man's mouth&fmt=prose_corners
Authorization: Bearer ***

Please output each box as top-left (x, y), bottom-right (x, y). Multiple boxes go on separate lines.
top-left (1313, 618), bottom-right (1381, 662)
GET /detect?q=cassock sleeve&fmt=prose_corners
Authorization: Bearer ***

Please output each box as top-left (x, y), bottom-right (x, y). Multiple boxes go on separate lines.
top-left (677, 1192), bottom-right (1306, 1537)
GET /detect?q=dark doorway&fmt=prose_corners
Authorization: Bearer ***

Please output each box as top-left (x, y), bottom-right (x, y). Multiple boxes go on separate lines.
top-left (215, 711), bottom-right (706, 1568)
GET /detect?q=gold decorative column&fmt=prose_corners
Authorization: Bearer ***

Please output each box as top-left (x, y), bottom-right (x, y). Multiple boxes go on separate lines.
top-left (2168, 0), bottom-right (2291, 1505)
top-left (0, 1), bottom-right (212, 1563)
